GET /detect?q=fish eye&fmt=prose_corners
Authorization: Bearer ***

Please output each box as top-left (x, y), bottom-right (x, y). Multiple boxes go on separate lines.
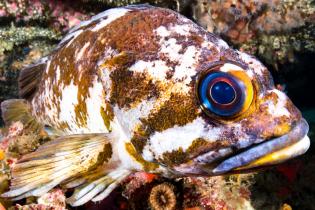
top-left (210, 81), bottom-right (236, 104)
top-left (197, 63), bottom-right (254, 118)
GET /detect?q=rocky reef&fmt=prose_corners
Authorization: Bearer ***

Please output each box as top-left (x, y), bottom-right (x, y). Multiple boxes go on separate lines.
top-left (0, 0), bottom-right (315, 210)
top-left (193, 0), bottom-right (315, 66)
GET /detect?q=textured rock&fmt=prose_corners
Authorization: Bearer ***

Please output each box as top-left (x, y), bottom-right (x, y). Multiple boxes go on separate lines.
top-left (192, 0), bottom-right (315, 67)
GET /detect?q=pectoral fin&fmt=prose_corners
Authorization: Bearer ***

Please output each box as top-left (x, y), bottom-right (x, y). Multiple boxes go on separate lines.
top-left (66, 169), bottom-right (130, 206)
top-left (2, 133), bottom-right (114, 200)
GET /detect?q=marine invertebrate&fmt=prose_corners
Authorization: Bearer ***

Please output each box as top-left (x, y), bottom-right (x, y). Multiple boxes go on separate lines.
top-left (149, 183), bottom-right (177, 210)
top-left (0, 0), bottom-right (89, 31)
top-left (0, 25), bottom-right (60, 57)
top-left (183, 175), bottom-right (254, 209)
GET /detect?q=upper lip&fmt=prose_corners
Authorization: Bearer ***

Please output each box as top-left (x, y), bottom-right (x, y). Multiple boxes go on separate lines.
top-left (210, 118), bottom-right (309, 174)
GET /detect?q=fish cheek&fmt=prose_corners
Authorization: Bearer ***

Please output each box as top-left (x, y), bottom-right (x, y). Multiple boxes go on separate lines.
top-left (130, 92), bottom-right (200, 158)
top-left (240, 91), bottom-right (301, 140)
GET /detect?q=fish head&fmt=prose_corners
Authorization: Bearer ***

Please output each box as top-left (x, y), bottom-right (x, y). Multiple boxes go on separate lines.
top-left (102, 6), bottom-right (310, 176)
top-left (132, 50), bottom-right (309, 176)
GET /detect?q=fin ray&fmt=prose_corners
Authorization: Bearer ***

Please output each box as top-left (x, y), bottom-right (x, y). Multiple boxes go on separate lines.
top-left (18, 58), bottom-right (47, 99)
top-left (67, 169), bottom-right (130, 206)
top-left (2, 133), bottom-right (112, 199)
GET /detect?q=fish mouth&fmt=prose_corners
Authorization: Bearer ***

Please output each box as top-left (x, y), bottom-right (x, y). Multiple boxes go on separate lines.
top-left (176, 119), bottom-right (310, 176)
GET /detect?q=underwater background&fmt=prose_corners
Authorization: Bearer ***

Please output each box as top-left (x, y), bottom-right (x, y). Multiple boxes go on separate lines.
top-left (0, 0), bottom-right (314, 209)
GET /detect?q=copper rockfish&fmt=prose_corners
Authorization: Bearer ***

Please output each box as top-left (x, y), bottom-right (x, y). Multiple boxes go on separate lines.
top-left (1, 5), bottom-right (310, 206)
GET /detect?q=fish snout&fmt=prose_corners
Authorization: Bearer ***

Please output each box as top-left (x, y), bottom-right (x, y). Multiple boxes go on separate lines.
top-left (208, 88), bottom-right (310, 174)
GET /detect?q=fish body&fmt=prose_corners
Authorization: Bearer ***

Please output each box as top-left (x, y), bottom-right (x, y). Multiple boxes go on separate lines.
top-left (1, 5), bottom-right (310, 206)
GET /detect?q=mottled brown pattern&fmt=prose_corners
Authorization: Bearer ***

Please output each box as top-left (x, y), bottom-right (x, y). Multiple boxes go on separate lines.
top-left (125, 142), bottom-right (159, 171)
top-left (98, 8), bottom-right (181, 61)
top-left (130, 92), bottom-right (200, 154)
top-left (130, 124), bottom-right (151, 154)
top-left (161, 138), bottom-right (230, 166)
top-left (141, 93), bottom-right (200, 132)
top-left (109, 67), bottom-right (159, 109)
top-left (240, 91), bottom-right (301, 141)
top-left (32, 7), bottom-right (190, 129)
top-left (100, 104), bottom-right (114, 131)
top-left (38, 29), bottom-right (99, 128)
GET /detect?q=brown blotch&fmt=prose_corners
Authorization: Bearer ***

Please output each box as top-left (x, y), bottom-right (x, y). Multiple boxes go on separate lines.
top-left (74, 101), bottom-right (88, 127)
top-left (161, 138), bottom-right (231, 166)
top-left (161, 138), bottom-right (207, 166)
top-left (130, 124), bottom-right (151, 154)
top-left (99, 142), bottom-right (113, 163)
top-left (100, 51), bottom-right (135, 69)
top-left (162, 147), bottom-right (187, 166)
top-left (141, 93), bottom-right (199, 132)
top-left (130, 92), bottom-right (200, 154)
top-left (99, 8), bottom-right (181, 60)
top-left (125, 142), bottom-right (159, 172)
top-left (109, 67), bottom-right (159, 109)
top-left (89, 142), bottom-right (113, 171)
top-left (100, 104), bottom-right (114, 131)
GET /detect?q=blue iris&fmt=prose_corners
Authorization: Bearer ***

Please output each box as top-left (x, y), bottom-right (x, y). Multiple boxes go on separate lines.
top-left (198, 71), bottom-right (244, 117)
top-left (210, 81), bottom-right (235, 104)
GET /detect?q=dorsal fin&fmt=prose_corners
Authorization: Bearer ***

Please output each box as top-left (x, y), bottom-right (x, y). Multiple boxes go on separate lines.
top-left (18, 57), bottom-right (47, 100)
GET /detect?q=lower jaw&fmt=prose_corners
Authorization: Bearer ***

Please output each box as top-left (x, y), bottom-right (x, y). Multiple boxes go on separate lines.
top-left (234, 135), bottom-right (310, 171)
top-left (173, 119), bottom-right (310, 176)
top-left (211, 119), bottom-right (309, 174)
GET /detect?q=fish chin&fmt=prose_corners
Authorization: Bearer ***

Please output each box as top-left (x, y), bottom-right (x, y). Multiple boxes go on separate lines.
top-left (173, 119), bottom-right (309, 176)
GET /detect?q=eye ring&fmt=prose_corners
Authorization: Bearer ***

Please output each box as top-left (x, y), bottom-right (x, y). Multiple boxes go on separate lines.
top-left (196, 61), bottom-right (253, 118)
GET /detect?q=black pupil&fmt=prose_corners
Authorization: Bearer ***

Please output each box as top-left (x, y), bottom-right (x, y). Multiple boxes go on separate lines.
top-left (210, 81), bottom-right (235, 104)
